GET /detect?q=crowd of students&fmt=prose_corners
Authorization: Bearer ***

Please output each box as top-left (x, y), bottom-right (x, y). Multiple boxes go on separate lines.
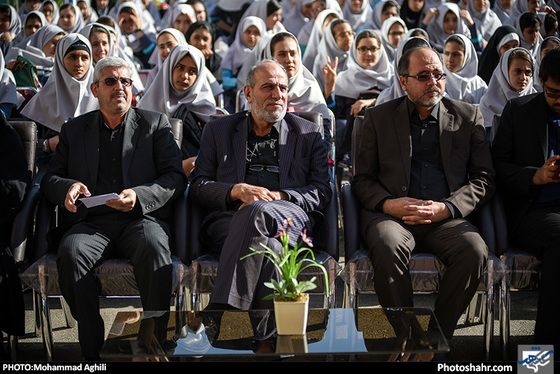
top-left (0, 0), bottom-right (558, 175)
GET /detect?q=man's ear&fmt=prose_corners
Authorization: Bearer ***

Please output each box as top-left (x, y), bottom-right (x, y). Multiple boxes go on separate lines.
top-left (399, 75), bottom-right (407, 92)
top-left (243, 85), bottom-right (252, 104)
top-left (90, 82), bottom-right (98, 98)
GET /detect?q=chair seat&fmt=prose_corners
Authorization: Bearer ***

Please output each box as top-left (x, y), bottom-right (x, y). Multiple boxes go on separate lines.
top-left (502, 249), bottom-right (541, 290)
top-left (340, 248), bottom-right (505, 294)
top-left (20, 253), bottom-right (190, 297)
top-left (190, 250), bottom-right (341, 301)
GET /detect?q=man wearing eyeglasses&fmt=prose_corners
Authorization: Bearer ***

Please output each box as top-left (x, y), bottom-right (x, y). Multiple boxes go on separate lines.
top-left (189, 59), bottom-right (332, 310)
top-left (352, 46), bottom-right (495, 348)
top-left (492, 47), bottom-right (560, 349)
top-left (40, 56), bottom-right (187, 360)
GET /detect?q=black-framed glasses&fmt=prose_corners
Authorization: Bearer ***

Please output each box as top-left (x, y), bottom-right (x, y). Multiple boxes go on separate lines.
top-left (357, 46), bottom-right (380, 54)
top-left (405, 73), bottom-right (446, 82)
top-left (96, 77), bottom-right (133, 87)
top-left (544, 85), bottom-right (560, 100)
top-left (248, 164), bottom-right (280, 173)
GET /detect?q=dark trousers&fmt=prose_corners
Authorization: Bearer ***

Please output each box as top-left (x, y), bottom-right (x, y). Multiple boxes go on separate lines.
top-left (360, 210), bottom-right (488, 340)
top-left (206, 200), bottom-right (311, 310)
top-left (56, 212), bottom-right (173, 359)
top-left (515, 202), bottom-right (560, 348)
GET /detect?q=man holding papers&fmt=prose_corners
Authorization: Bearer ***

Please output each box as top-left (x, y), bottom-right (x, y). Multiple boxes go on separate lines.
top-left (40, 56), bottom-right (187, 360)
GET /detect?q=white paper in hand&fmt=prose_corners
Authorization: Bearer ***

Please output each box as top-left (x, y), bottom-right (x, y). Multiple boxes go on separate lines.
top-left (79, 193), bottom-right (120, 208)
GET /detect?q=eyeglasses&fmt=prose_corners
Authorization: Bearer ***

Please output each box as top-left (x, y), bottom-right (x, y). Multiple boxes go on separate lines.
top-left (405, 73), bottom-right (446, 82)
top-left (357, 46), bottom-right (380, 54)
top-left (96, 77), bottom-right (133, 87)
top-left (543, 85), bottom-right (560, 100)
top-left (248, 164), bottom-right (280, 173)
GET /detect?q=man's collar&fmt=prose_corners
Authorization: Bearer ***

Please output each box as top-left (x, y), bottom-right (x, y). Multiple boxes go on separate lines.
top-left (406, 97), bottom-right (440, 120)
top-left (248, 115), bottom-right (281, 136)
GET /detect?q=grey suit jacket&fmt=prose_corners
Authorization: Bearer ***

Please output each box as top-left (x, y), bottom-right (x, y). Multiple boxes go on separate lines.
top-left (189, 111), bottom-right (332, 214)
top-left (41, 107), bottom-right (187, 222)
top-left (352, 96), bottom-right (495, 218)
top-left (491, 92), bottom-right (550, 230)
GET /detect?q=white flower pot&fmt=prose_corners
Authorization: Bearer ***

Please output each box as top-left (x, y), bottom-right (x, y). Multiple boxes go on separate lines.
top-left (273, 296), bottom-right (309, 335)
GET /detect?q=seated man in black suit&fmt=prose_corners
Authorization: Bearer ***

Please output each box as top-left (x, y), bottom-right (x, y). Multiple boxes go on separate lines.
top-left (352, 45), bottom-right (495, 344)
top-left (40, 56), bottom-right (187, 360)
top-left (189, 59), bottom-right (332, 310)
top-left (492, 47), bottom-right (560, 348)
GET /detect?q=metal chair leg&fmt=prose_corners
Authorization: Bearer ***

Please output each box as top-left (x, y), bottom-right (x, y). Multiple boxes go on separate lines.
top-left (36, 292), bottom-right (54, 361)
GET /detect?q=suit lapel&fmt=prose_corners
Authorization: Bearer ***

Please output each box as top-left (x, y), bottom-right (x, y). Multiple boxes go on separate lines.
top-left (394, 99), bottom-right (411, 187)
top-left (122, 108), bottom-right (140, 184)
top-left (84, 112), bottom-right (100, 191)
top-left (279, 118), bottom-right (295, 189)
top-left (233, 114), bottom-right (248, 182)
top-left (438, 102), bottom-right (454, 181)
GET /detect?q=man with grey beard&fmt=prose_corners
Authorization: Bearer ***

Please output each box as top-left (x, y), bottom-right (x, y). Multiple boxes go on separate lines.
top-left (351, 46), bottom-right (495, 346)
top-left (189, 59), bottom-right (332, 310)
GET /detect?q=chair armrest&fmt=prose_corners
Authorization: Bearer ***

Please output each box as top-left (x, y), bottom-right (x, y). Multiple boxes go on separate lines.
top-left (10, 184), bottom-right (42, 264)
top-left (340, 183), bottom-right (361, 261)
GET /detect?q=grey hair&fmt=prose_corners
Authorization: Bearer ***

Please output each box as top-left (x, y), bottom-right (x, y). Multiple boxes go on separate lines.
top-left (245, 59), bottom-right (288, 88)
top-left (93, 56), bottom-right (132, 83)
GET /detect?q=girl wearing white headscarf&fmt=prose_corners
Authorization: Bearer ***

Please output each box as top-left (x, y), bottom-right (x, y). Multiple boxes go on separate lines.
top-left (478, 25), bottom-right (519, 84)
top-left (145, 28), bottom-right (187, 90)
top-left (371, 0), bottom-right (399, 30)
top-left (424, 2), bottom-right (472, 52)
top-left (343, 0), bottom-right (374, 31)
top-left (58, 3), bottom-right (85, 34)
top-left (240, 0), bottom-right (286, 35)
top-left (262, 31), bottom-right (330, 118)
top-left (312, 19), bottom-right (354, 94)
top-left (77, 0), bottom-right (99, 25)
top-left (380, 16), bottom-right (408, 63)
top-left (79, 22), bottom-right (116, 64)
top-left (376, 35), bottom-right (431, 105)
top-left (138, 44), bottom-right (216, 174)
top-left (21, 33), bottom-right (98, 164)
top-left (533, 36), bottom-right (560, 92)
top-left (116, 2), bottom-right (157, 69)
top-left (18, 10), bottom-right (48, 42)
top-left (0, 5), bottom-right (23, 56)
top-left (443, 34), bottom-right (487, 104)
top-left (5, 24), bottom-right (66, 82)
top-left (512, 11), bottom-right (542, 61)
top-left (282, 0), bottom-right (314, 35)
top-left (466, 0), bottom-right (502, 43)
top-left (40, 0), bottom-right (60, 25)
top-left (480, 47), bottom-right (536, 133)
top-left (301, 8), bottom-right (342, 69)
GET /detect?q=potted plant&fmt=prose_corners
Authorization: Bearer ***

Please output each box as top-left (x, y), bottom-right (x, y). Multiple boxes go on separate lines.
top-left (242, 218), bottom-right (329, 335)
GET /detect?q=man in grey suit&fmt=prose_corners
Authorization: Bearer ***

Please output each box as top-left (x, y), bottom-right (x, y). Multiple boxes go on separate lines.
top-left (189, 59), bottom-right (332, 310)
top-left (40, 57), bottom-right (187, 360)
top-left (352, 46), bottom-right (495, 343)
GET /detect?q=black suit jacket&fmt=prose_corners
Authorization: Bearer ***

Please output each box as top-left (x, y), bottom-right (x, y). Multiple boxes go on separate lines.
top-left (352, 96), bottom-right (495, 218)
top-left (189, 111), bottom-right (332, 213)
top-left (491, 92), bottom-right (550, 230)
top-left (41, 107), bottom-right (187, 223)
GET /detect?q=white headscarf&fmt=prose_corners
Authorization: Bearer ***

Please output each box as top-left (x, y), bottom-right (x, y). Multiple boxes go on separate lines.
top-left (380, 16), bottom-right (408, 63)
top-left (221, 16), bottom-right (266, 75)
top-left (479, 47), bottom-right (537, 127)
top-left (443, 34), bottom-right (488, 104)
top-left (1, 5), bottom-right (23, 40)
top-left (5, 24), bottom-right (66, 70)
top-left (0, 50), bottom-right (20, 109)
top-left (21, 33), bottom-right (98, 132)
top-left (40, 0), bottom-right (60, 24)
top-left (79, 22), bottom-right (116, 63)
top-left (492, 0), bottom-right (514, 23)
top-left (343, 0), bottom-right (374, 31)
top-left (236, 33), bottom-right (272, 91)
top-left (282, 0), bottom-right (313, 35)
top-left (262, 32), bottom-right (330, 118)
top-left (137, 44), bottom-right (216, 123)
top-left (375, 35), bottom-right (431, 105)
top-left (371, 0), bottom-right (399, 30)
top-left (240, 0), bottom-right (286, 34)
top-left (77, 0), bottom-right (99, 25)
top-left (58, 4), bottom-right (84, 34)
top-left (301, 8), bottom-right (342, 69)
top-left (13, 10), bottom-right (48, 45)
top-left (466, 0), bottom-right (502, 41)
top-left (512, 12), bottom-right (542, 61)
top-left (144, 28), bottom-right (187, 90)
top-left (426, 3), bottom-right (471, 52)
top-left (311, 20), bottom-right (352, 92)
top-left (335, 29), bottom-right (394, 99)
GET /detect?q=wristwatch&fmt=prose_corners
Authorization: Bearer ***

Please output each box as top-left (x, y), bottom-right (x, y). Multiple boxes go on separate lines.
top-left (41, 139), bottom-right (49, 153)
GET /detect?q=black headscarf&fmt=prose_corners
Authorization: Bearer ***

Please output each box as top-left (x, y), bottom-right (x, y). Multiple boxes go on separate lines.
top-left (478, 25), bottom-right (519, 84)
